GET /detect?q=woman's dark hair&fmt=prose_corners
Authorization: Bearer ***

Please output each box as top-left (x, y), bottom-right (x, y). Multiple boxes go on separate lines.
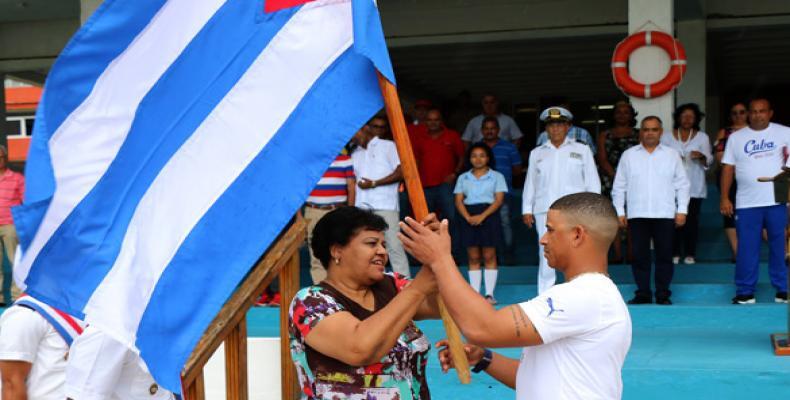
top-left (672, 103), bottom-right (705, 130)
top-left (608, 100), bottom-right (638, 128)
top-left (311, 207), bottom-right (388, 269)
top-left (466, 142), bottom-right (495, 170)
top-left (727, 101), bottom-right (747, 124)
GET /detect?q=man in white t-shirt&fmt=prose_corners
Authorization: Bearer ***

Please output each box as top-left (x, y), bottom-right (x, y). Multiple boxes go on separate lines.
top-left (462, 94), bottom-right (524, 149)
top-left (399, 192), bottom-right (632, 400)
top-left (65, 326), bottom-right (174, 400)
top-left (720, 98), bottom-right (790, 304)
top-left (0, 295), bottom-right (85, 400)
top-left (350, 118), bottom-right (409, 277)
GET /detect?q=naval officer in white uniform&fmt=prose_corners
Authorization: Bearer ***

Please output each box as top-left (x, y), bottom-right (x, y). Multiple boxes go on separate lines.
top-left (522, 107), bottom-right (600, 293)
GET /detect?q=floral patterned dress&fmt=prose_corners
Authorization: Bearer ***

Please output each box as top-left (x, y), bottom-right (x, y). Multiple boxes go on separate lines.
top-left (288, 273), bottom-right (431, 400)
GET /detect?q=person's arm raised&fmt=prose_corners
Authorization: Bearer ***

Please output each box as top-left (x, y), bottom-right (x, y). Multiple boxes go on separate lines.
top-left (304, 267), bottom-right (437, 366)
top-left (399, 218), bottom-right (543, 348)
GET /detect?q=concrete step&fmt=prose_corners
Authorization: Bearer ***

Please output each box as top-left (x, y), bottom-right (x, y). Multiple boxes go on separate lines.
top-left (246, 304), bottom-right (790, 400)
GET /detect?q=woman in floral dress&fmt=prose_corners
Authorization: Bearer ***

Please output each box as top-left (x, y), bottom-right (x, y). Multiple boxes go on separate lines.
top-left (289, 207), bottom-right (440, 400)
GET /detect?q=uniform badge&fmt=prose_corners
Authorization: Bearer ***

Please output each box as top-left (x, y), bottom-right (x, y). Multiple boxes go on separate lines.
top-left (569, 152), bottom-right (583, 160)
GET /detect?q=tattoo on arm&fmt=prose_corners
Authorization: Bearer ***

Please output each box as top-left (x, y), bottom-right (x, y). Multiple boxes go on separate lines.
top-left (519, 309), bottom-right (538, 335)
top-left (511, 305), bottom-right (537, 337)
top-left (510, 306), bottom-right (521, 337)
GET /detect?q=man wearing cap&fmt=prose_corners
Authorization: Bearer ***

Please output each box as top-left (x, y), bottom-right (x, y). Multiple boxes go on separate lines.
top-left (535, 106), bottom-right (597, 154)
top-left (462, 94), bottom-right (524, 149)
top-left (523, 107), bottom-right (600, 294)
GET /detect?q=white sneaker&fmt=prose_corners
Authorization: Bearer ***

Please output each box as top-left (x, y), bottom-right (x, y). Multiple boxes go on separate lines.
top-left (683, 256), bottom-right (696, 265)
top-left (672, 256), bottom-right (680, 264)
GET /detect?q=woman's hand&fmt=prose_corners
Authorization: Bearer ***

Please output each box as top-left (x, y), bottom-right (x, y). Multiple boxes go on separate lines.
top-left (409, 266), bottom-right (438, 296)
top-left (436, 339), bottom-right (484, 373)
top-left (398, 217), bottom-right (452, 267)
top-left (720, 197), bottom-right (734, 217)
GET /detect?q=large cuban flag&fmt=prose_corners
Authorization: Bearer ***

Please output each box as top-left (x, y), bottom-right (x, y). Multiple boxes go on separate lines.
top-left (12, 0), bottom-right (394, 392)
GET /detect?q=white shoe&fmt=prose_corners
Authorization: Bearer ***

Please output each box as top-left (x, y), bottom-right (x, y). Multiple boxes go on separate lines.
top-left (672, 256), bottom-right (680, 264)
top-left (683, 256), bottom-right (696, 265)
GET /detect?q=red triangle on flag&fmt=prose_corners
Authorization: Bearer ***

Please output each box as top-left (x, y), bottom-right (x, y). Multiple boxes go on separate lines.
top-left (264, 0), bottom-right (316, 13)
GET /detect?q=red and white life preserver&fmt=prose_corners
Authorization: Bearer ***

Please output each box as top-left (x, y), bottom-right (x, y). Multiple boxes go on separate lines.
top-left (611, 31), bottom-right (687, 98)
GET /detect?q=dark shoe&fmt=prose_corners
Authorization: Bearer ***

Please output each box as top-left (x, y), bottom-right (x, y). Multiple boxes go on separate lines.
top-left (732, 294), bottom-right (756, 304)
top-left (627, 296), bottom-right (652, 305)
top-left (776, 292), bottom-right (788, 304)
top-left (655, 297), bottom-right (672, 305)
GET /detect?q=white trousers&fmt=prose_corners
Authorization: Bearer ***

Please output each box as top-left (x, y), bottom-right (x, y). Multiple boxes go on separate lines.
top-left (535, 212), bottom-right (556, 294)
top-left (65, 326), bottom-right (174, 400)
top-left (376, 210), bottom-right (411, 278)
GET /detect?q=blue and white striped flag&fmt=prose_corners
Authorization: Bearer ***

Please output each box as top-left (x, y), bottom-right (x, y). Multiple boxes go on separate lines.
top-left (12, 0), bottom-right (393, 392)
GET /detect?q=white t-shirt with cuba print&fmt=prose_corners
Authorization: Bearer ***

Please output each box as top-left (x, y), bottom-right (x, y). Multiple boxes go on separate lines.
top-left (517, 273), bottom-right (632, 400)
top-left (721, 122), bottom-right (790, 209)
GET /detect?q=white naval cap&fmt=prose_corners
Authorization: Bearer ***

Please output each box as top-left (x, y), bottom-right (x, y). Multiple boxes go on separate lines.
top-left (539, 106), bottom-right (573, 122)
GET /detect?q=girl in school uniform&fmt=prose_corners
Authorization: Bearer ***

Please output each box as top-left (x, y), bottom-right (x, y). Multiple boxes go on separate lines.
top-left (454, 143), bottom-right (508, 304)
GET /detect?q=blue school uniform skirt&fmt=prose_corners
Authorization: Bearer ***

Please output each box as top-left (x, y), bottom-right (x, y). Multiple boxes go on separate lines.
top-left (459, 203), bottom-right (502, 248)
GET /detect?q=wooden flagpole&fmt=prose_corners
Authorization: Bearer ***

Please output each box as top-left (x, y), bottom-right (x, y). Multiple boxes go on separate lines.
top-left (377, 72), bottom-right (471, 383)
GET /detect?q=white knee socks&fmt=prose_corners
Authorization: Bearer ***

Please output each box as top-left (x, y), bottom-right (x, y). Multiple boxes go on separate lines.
top-left (484, 269), bottom-right (498, 296)
top-left (468, 270), bottom-right (482, 293)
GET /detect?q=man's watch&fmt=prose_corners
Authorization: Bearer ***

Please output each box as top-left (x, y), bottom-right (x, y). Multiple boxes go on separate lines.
top-left (471, 348), bottom-right (493, 373)
top-left (371, 180), bottom-right (377, 188)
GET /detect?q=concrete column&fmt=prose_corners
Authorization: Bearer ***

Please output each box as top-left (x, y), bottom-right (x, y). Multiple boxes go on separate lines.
top-left (676, 19), bottom-right (707, 131)
top-left (0, 75), bottom-right (7, 151)
top-left (81, 0), bottom-right (103, 24)
top-left (628, 0), bottom-right (674, 128)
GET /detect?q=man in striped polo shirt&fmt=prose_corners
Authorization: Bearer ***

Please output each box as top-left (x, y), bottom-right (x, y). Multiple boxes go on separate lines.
top-left (304, 148), bottom-right (356, 284)
top-left (0, 145), bottom-right (24, 306)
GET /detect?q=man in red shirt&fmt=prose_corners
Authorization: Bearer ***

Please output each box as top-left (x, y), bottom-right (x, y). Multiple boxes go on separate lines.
top-left (413, 109), bottom-right (465, 222)
top-left (0, 145), bottom-right (24, 306)
top-left (407, 99), bottom-right (431, 140)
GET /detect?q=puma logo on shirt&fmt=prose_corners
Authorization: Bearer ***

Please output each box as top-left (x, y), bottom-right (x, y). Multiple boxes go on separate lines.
top-left (546, 297), bottom-right (565, 317)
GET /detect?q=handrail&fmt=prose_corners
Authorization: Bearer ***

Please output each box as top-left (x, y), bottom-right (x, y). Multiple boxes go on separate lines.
top-left (182, 218), bottom-right (305, 399)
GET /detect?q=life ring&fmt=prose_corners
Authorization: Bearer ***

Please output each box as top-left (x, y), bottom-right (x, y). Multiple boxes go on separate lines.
top-left (611, 31), bottom-right (687, 98)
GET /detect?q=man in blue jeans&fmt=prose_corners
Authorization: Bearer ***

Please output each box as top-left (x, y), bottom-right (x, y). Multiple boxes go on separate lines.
top-left (720, 98), bottom-right (789, 304)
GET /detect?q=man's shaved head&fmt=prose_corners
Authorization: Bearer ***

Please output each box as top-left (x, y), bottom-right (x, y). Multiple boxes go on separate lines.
top-left (549, 192), bottom-right (619, 248)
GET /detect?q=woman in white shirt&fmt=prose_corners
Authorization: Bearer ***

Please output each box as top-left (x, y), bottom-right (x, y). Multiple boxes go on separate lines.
top-left (661, 103), bottom-right (712, 265)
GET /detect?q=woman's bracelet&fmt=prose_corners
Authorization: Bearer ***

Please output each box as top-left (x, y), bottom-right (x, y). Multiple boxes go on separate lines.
top-left (471, 348), bottom-right (493, 373)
